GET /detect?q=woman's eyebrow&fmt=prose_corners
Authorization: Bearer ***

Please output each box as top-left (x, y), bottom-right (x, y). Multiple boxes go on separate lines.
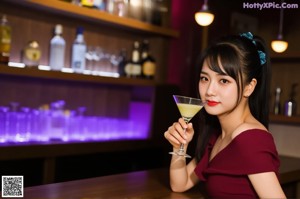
top-left (200, 71), bottom-right (209, 75)
top-left (200, 70), bottom-right (228, 76)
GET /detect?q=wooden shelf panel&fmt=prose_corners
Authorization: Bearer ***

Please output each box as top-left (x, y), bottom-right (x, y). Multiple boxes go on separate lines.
top-left (0, 65), bottom-right (156, 87)
top-left (270, 51), bottom-right (300, 61)
top-left (7, 0), bottom-right (179, 38)
top-left (270, 114), bottom-right (300, 126)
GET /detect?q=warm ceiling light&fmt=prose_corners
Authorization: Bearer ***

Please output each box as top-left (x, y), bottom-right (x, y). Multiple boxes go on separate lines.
top-left (271, 1), bottom-right (288, 53)
top-left (271, 37), bottom-right (288, 53)
top-left (195, 0), bottom-right (214, 26)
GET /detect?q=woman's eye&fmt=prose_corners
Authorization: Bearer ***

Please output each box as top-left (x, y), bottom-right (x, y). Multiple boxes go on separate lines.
top-left (200, 76), bottom-right (208, 81)
top-left (220, 79), bottom-right (229, 84)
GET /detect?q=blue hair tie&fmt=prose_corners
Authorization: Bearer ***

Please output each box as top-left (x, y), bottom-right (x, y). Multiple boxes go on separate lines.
top-left (257, 50), bottom-right (266, 65)
top-left (240, 32), bottom-right (266, 65)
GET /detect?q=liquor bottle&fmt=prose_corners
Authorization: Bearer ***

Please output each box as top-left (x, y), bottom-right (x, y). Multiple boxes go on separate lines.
top-left (118, 48), bottom-right (128, 77)
top-left (71, 27), bottom-right (87, 73)
top-left (141, 40), bottom-right (156, 79)
top-left (81, 0), bottom-right (94, 8)
top-left (273, 87), bottom-right (281, 115)
top-left (0, 15), bottom-right (12, 64)
top-left (49, 24), bottom-right (66, 71)
top-left (284, 83), bottom-right (298, 117)
top-left (125, 41), bottom-right (141, 78)
top-left (22, 40), bottom-right (42, 68)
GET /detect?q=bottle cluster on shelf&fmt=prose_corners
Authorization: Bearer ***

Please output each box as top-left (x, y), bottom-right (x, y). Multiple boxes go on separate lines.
top-left (0, 100), bottom-right (151, 144)
top-left (121, 39), bottom-right (156, 79)
top-left (272, 84), bottom-right (298, 117)
top-left (1, 15), bottom-right (157, 79)
top-left (62, 0), bottom-right (168, 26)
top-left (48, 25), bottom-right (122, 77)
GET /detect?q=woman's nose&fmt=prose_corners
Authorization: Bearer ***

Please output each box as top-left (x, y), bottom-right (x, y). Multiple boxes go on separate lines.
top-left (206, 82), bottom-right (216, 96)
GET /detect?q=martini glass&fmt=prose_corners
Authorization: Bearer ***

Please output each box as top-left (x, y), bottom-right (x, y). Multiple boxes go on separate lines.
top-left (170, 95), bottom-right (206, 158)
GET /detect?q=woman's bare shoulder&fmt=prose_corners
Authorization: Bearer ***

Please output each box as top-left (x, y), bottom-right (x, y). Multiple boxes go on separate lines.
top-left (232, 121), bottom-right (268, 139)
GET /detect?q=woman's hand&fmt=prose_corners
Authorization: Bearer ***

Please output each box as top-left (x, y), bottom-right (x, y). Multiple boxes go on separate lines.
top-left (164, 118), bottom-right (195, 149)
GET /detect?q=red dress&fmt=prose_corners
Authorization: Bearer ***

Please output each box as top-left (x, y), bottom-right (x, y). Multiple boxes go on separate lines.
top-left (194, 129), bottom-right (280, 199)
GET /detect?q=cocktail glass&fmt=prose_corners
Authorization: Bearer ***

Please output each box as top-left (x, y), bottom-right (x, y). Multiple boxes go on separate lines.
top-left (170, 95), bottom-right (206, 158)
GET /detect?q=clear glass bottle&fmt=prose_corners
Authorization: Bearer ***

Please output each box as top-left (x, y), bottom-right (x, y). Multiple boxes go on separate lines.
top-left (49, 24), bottom-right (66, 71)
top-left (0, 15), bottom-right (12, 64)
top-left (71, 27), bottom-right (87, 73)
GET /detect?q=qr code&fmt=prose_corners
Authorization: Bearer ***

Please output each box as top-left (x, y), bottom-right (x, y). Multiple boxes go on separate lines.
top-left (1, 176), bottom-right (24, 198)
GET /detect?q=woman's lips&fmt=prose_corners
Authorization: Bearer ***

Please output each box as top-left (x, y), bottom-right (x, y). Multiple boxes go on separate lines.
top-left (207, 100), bottom-right (219, 106)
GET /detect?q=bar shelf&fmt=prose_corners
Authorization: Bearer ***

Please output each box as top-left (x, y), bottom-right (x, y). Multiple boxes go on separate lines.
top-left (269, 114), bottom-right (300, 126)
top-left (0, 65), bottom-right (156, 87)
top-left (5, 0), bottom-right (179, 38)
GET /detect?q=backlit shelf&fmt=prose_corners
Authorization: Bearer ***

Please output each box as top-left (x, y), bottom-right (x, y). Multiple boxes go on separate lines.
top-left (6, 0), bottom-right (179, 38)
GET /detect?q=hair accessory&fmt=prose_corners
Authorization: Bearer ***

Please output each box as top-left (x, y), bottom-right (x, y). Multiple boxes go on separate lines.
top-left (240, 32), bottom-right (266, 65)
top-left (257, 50), bottom-right (266, 65)
top-left (240, 32), bottom-right (256, 45)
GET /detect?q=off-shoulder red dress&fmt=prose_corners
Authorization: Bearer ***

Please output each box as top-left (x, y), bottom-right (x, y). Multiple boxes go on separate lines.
top-left (194, 129), bottom-right (280, 199)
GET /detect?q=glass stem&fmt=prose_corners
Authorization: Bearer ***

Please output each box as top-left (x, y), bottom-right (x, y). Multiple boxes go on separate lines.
top-left (178, 122), bottom-right (188, 154)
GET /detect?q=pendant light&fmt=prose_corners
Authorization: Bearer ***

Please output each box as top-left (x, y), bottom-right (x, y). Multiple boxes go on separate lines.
top-left (271, 1), bottom-right (288, 53)
top-left (195, 0), bottom-right (214, 26)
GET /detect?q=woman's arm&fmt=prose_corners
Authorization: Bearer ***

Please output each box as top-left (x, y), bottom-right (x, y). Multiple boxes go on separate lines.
top-left (164, 118), bottom-right (199, 192)
top-left (249, 172), bottom-right (286, 199)
top-left (169, 157), bottom-right (199, 192)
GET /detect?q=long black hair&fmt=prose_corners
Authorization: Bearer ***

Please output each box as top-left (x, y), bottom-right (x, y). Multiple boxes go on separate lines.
top-left (194, 33), bottom-right (270, 162)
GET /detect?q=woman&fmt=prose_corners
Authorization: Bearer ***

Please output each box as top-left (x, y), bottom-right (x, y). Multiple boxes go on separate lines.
top-left (164, 32), bottom-right (286, 199)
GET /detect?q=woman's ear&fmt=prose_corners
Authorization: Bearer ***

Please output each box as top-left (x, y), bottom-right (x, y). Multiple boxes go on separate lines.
top-left (244, 78), bottom-right (257, 97)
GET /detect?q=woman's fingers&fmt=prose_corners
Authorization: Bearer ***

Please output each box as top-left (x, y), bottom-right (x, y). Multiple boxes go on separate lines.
top-left (178, 118), bottom-right (187, 128)
top-left (164, 129), bottom-right (181, 147)
top-left (165, 122), bottom-right (187, 145)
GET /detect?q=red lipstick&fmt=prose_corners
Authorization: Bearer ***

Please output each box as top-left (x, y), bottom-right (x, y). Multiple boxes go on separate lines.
top-left (207, 100), bottom-right (219, 106)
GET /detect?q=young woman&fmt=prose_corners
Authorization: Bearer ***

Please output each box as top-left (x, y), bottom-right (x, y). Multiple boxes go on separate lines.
top-left (164, 32), bottom-right (286, 199)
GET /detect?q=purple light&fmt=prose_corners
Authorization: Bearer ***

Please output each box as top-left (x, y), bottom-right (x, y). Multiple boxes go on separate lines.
top-left (0, 102), bottom-right (152, 145)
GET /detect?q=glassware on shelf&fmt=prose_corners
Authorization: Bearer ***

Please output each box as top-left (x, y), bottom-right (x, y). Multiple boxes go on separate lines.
top-left (6, 102), bottom-right (20, 142)
top-left (38, 104), bottom-right (51, 141)
top-left (128, 0), bottom-right (143, 21)
top-left (0, 106), bottom-right (9, 142)
top-left (151, 0), bottom-right (169, 26)
top-left (17, 107), bottom-right (31, 142)
top-left (63, 109), bottom-right (76, 141)
top-left (0, 99), bottom-right (152, 144)
top-left (50, 100), bottom-right (66, 140)
top-left (30, 109), bottom-right (43, 141)
top-left (106, 0), bottom-right (129, 17)
top-left (117, 48), bottom-right (128, 77)
top-left (77, 106), bottom-right (87, 141)
top-left (85, 46), bottom-right (94, 73)
top-left (91, 46), bottom-right (102, 74)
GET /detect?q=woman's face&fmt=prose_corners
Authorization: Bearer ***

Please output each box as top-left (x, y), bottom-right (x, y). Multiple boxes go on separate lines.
top-left (199, 59), bottom-right (239, 116)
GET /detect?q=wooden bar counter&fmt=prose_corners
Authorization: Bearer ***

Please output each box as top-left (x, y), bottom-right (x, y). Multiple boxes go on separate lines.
top-left (22, 156), bottom-right (300, 198)
top-left (23, 168), bottom-right (203, 199)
